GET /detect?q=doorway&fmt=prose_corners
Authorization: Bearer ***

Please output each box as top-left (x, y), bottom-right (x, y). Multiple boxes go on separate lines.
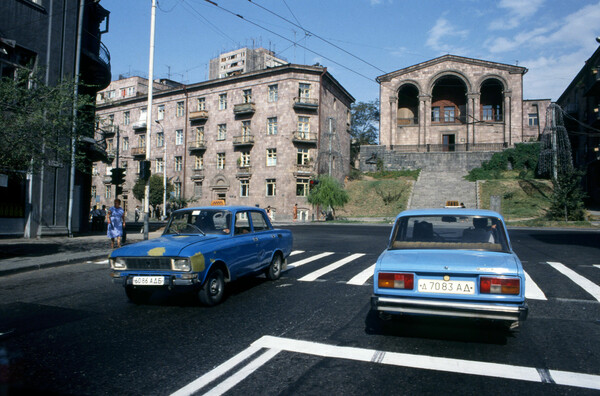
top-left (442, 134), bottom-right (455, 152)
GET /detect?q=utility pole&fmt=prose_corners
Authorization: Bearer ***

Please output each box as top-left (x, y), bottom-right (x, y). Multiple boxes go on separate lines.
top-left (144, 0), bottom-right (157, 240)
top-left (328, 117), bottom-right (333, 177)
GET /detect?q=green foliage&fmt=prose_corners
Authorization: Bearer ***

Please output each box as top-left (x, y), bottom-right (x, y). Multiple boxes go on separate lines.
top-left (0, 68), bottom-right (95, 172)
top-left (375, 183), bottom-right (407, 205)
top-left (466, 143), bottom-right (541, 181)
top-left (307, 176), bottom-right (349, 219)
top-left (337, 178), bottom-right (412, 217)
top-left (132, 174), bottom-right (174, 206)
top-left (480, 179), bottom-right (553, 220)
top-left (347, 168), bottom-right (363, 181)
top-left (547, 170), bottom-right (586, 221)
top-left (350, 100), bottom-right (379, 164)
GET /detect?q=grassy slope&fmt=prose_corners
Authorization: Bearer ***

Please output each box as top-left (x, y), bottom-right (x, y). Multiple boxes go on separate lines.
top-left (337, 177), bottom-right (414, 218)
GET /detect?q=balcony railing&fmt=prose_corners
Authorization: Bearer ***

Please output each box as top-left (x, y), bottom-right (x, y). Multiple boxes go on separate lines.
top-left (103, 175), bottom-right (112, 184)
top-left (293, 97), bottom-right (319, 110)
top-left (233, 102), bottom-right (256, 116)
top-left (233, 134), bottom-right (255, 146)
top-left (132, 120), bottom-right (147, 131)
top-left (295, 164), bottom-right (313, 175)
top-left (237, 166), bottom-right (252, 176)
top-left (385, 143), bottom-right (509, 153)
top-left (397, 117), bottom-right (419, 126)
top-left (188, 140), bottom-right (207, 152)
top-left (102, 124), bottom-right (118, 136)
top-left (292, 131), bottom-right (318, 144)
top-left (190, 169), bottom-right (205, 180)
top-left (131, 147), bottom-right (146, 156)
top-left (189, 110), bottom-right (209, 121)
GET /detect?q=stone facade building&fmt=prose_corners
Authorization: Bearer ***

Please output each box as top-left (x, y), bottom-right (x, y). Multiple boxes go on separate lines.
top-left (209, 47), bottom-right (287, 80)
top-left (364, 55), bottom-right (550, 172)
top-left (93, 61), bottom-right (354, 221)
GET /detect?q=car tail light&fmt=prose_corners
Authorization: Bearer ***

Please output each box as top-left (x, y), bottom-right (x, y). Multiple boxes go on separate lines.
top-left (480, 277), bottom-right (520, 295)
top-left (378, 273), bottom-right (414, 289)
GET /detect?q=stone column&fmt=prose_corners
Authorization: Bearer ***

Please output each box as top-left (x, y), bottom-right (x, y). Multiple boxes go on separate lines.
top-left (467, 93), bottom-right (479, 148)
top-left (503, 91), bottom-right (512, 147)
top-left (389, 96), bottom-right (397, 148)
top-left (419, 94), bottom-right (431, 149)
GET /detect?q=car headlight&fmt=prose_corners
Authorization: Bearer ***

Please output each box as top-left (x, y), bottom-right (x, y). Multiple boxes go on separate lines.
top-left (111, 257), bottom-right (127, 270)
top-left (172, 258), bottom-right (191, 272)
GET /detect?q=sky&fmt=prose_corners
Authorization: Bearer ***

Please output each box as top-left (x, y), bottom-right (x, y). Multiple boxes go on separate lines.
top-left (99, 0), bottom-right (600, 103)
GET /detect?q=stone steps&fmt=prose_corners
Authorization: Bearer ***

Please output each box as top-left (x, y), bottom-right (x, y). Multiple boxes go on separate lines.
top-left (409, 170), bottom-right (477, 209)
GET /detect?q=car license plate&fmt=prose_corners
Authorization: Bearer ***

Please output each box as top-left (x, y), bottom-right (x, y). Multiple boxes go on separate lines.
top-left (132, 276), bottom-right (164, 286)
top-left (418, 279), bottom-right (475, 295)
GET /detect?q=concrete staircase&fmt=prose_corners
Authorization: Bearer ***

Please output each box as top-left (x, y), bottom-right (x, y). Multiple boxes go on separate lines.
top-left (409, 170), bottom-right (477, 209)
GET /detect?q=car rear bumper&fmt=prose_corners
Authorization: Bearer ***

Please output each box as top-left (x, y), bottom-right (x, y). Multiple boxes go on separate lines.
top-left (371, 295), bottom-right (528, 323)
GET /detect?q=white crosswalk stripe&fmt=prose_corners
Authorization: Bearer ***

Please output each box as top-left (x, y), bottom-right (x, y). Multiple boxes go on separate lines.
top-left (547, 261), bottom-right (600, 302)
top-left (299, 253), bottom-right (365, 282)
top-left (284, 252), bottom-right (334, 272)
top-left (290, 250), bottom-right (304, 256)
top-left (347, 264), bottom-right (376, 286)
top-left (524, 271), bottom-right (547, 300)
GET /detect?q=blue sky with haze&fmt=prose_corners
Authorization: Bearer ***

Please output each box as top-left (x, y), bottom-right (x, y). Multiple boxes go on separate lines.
top-left (100, 0), bottom-right (600, 103)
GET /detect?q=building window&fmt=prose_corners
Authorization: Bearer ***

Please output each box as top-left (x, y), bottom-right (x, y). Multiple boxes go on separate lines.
top-left (296, 178), bottom-right (309, 197)
top-left (176, 129), bottom-right (183, 145)
top-left (157, 104), bottom-right (165, 120)
top-left (299, 83), bottom-right (311, 98)
top-left (219, 93), bottom-right (227, 110)
top-left (91, 185), bottom-right (97, 198)
top-left (105, 187), bottom-right (111, 199)
top-left (243, 89), bottom-right (252, 103)
top-left (122, 161), bottom-right (128, 170)
top-left (197, 97), bottom-right (206, 110)
top-left (217, 124), bottom-right (227, 141)
top-left (139, 134), bottom-right (146, 148)
top-left (156, 132), bottom-right (164, 147)
top-left (123, 111), bottom-right (130, 125)
top-left (126, 86), bottom-right (135, 96)
top-left (195, 126), bottom-right (204, 143)
top-left (266, 179), bottom-right (276, 196)
top-left (156, 158), bottom-right (164, 173)
top-left (266, 148), bottom-right (277, 166)
top-left (122, 137), bottom-right (129, 151)
top-left (92, 164), bottom-right (98, 176)
top-left (431, 106), bottom-right (440, 122)
top-left (444, 106), bottom-right (455, 122)
top-left (107, 138), bottom-right (114, 152)
top-left (268, 84), bottom-right (278, 102)
top-left (298, 116), bottom-right (310, 138)
top-left (140, 108), bottom-right (147, 121)
top-left (174, 182), bottom-right (181, 198)
top-left (267, 117), bottom-right (278, 135)
top-left (176, 101), bottom-right (184, 117)
top-left (175, 156), bottom-right (182, 171)
top-left (528, 113), bottom-right (539, 126)
top-left (194, 182), bottom-right (202, 197)
top-left (297, 148), bottom-right (309, 165)
top-left (483, 104), bottom-right (502, 122)
top-left (194, 156), bottom-right (203, 170)
top-left (239, 151), bottom-right (250, 167)
top-left (217, 153), bottom-right (226, 169)
top-left (108, 114), bottom-right (114, 125)
top-left (241, 120), bottom-right (251, 140)
top-left (240, 180), bottom-right (249, 197)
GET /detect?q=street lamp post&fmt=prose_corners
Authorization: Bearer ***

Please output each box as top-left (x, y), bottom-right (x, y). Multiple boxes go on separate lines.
top-left (155, 120), bottom-right (167, 220)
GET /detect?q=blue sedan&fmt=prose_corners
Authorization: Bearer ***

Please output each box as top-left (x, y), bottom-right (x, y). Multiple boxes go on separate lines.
top-left (109, 206), bottom-right (293, 305)
top-left (371, 209), bottom-right (528, 330)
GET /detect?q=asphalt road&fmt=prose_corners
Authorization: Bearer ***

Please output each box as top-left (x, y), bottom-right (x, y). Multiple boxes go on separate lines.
top-left (0, 224), bottom-right (599, 395)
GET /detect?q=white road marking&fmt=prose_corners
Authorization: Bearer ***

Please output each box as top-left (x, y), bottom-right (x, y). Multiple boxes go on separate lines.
top-left (347, 264), bottom-right (376, 286)
top-left (594, 265), bottom-right (600, 270)
top-left (87, 259), bottom-right (108, 265)
top-left (179, 335), bottom-right (600, 393)
top-left (524, 271), bottom-right (547, 300)
top-left (547, 261), bottom-right (600, 302)
top-left (284, 252), bottom-right (334, 272)
top-left (290, 250), bottom-right (304, 256)
top-left (203, 348), bottom-right (281, 396)
top-left (299, 253), bottom-right (365, 282)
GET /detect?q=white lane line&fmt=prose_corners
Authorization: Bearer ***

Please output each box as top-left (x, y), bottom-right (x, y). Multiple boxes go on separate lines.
top-left (284, 252), bottom-right (334, 272)
top-left (524, 271), bottom-right (547, 300)
top-left (594, 265), bottom-right (600, 270)
top-left (203, 349), bottom-right (281, 396)
top-left (87, 259), bottom-right (109, 265)
top-left (347, 264), bottom-right (376, 286)
top-left (290, 250), bottom-right (304, 256)
top-left (547, 261), bottom-right (600, 302)
top-left (299, 253), bottom-right (365, 282)
top-left (170, 343), bottom-right (263, 396)
top-left (252, 335), bottom-right (600, 391)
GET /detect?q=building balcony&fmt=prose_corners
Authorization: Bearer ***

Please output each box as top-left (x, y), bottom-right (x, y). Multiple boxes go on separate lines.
top-left (293, 97), bottom-right (319, 111)
top-left (190, 169), bottom-right (205, 180)
top-left (106, 149), bottom-right (116, 159)
top-left (102, 124), bottom-right (118, 136)
top-left (189, 110), bottom-right (209, 122)
top-left (233, 134), bottom-right (255, 146)
top-left (236, 166), bottom-right (252, 176)
top-left (292, 131), bottom-right (318, 145)
top-left (132, 120), bottom-right (147, 131)
top-left (233, 102), bottom-right (256, 116)
top-left (397, 117), bottom-right (419, 126)
top-left (79, 2), bottom-right (111, 91)
top-left (103, 175), bottom-right (112, 184)
top-left (188, 140), bottom-right (207, 152)
top-left (295, 164), bottom-right (313, 175)
top-left (131, 147), bottom-right (146, 157)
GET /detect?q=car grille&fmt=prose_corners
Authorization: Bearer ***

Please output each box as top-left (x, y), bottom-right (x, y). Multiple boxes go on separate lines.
top-left (125, 257), bottom-right (172, 270)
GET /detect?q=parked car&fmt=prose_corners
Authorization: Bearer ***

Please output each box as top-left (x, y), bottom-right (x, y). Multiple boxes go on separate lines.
top-left (371, 209), bottom-right (528, 330)
top-left (109, 206), bottom-right (293, 305)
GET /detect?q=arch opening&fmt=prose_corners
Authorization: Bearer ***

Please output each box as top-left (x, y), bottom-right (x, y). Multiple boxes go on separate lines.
top-left (480, 79), bottom-right (504, 122)
top-left (431, 76), bottom-right (467, 124)
top-left (397, 84), bottom-right (419, 125)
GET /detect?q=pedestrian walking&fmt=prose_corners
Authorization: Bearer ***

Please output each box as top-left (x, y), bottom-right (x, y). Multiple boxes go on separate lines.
top-left (266, 206), bottom-right (273, 221)
top-left (292, 203), bottom-right (298, 222)
top-left (106, 198), bottom-right (125, 249)
top-left (100, 205), bottom-right (107, 231)
top-left (134, 205), bottom-right (140, 222)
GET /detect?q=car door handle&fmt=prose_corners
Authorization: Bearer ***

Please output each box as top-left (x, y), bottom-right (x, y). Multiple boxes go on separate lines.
top-left (253, 237), bottom-right (259, 242)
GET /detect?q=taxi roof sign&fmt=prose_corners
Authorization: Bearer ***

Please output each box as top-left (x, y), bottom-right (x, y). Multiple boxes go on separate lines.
top-left (211, 199), bottom-right (226, 206)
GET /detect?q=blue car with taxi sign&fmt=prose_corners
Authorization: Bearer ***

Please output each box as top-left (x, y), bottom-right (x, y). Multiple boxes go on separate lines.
top-left (109, 206), bottom-right (293, 305)
top-left (371, 209), bottom-right (528, 330)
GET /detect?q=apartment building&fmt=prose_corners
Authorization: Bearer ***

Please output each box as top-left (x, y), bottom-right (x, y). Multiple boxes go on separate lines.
top-left (93, 62), bottom-right (354, 221)
top-left (209, 47), bottom-right (288, 80)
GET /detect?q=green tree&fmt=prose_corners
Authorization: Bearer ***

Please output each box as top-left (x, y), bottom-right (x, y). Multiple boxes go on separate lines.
top-left (0, 68), bottom-right (94, 172)
top-left (307, 176), bottom-right (349, 219)
top-left (350, 100), bottom-right (379, 164)
top-left (547, 170), bottom-right (586, 221)
top-left (132, 174), bottom-right (173, 206)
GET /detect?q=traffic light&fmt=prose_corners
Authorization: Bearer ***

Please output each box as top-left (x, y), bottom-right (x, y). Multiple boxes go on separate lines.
top-left (110, 167), bottom-right (125, 185)
top-left (139, 160), bottom-right (151, 181)
top-left (309, 179), bottom-right (320, 189)
top-left (115, 185), bottom-right (123, 195)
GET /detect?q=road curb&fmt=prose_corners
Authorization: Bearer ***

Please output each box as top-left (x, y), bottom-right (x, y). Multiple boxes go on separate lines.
top-left (0, 252), bottom-right (110, 277)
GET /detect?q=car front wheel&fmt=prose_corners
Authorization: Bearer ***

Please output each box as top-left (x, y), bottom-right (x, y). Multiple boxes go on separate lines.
top-left (265, 254), bottom-right (282, 280)
top-left (198, 268), bottom-right (225, 306)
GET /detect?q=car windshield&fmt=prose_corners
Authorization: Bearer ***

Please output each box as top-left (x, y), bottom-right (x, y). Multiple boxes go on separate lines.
top-left (164, 209), bottom-right (232, 235)
top-left (390, 215), bottom-right (509, 252)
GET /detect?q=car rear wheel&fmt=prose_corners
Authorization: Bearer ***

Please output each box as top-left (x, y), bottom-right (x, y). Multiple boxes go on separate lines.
top-left (125, 286), bottom-right (151, 304)
top-left (265, 254), bottom-right (282, 280)
top-left (198, 268), bottom-right (225, 306)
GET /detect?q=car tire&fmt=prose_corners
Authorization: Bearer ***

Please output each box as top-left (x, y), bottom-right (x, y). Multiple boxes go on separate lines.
top-left (125, 286), bottom-right (151, 304)
top-left (198, 268), bottom-right (225, 306)
top-left (265, 254), bottom-right (282, 280)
